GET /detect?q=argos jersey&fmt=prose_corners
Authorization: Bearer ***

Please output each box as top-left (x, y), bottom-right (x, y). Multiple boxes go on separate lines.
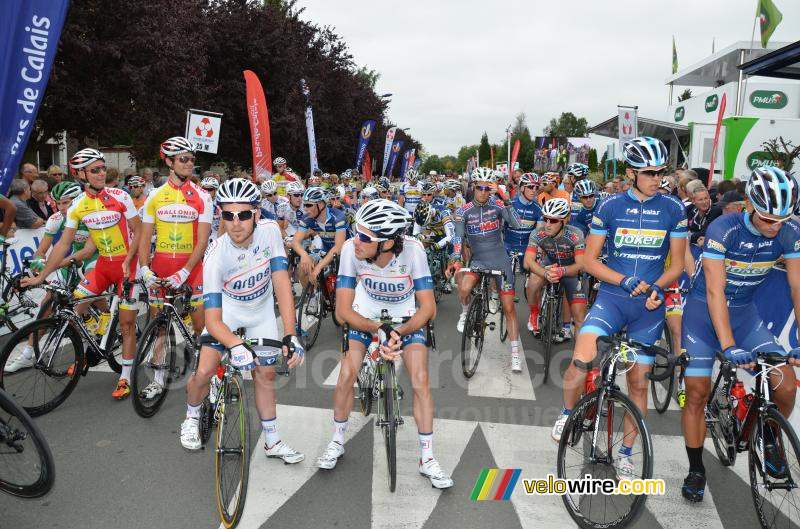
top-left (690, 213), bottom-right (800, 306)
top-left (65, 187), bottom-right (139, 258)
top-left (336, 236), bottom-right (433, 319)
top-left (298, 207), bottom-right (348, 252)
top-left (589, 190), bottom-right (687, 297)
top-left (526, 224), bottom-right (585, 266)
top-left (202, 220), bottom-right (288, 327)
top-left (452, 199), bottom-right (521, 261)
top-left (400, 182), bottom-right (423, 213)
top-left (45, 211), bottom-right (91, 253)
top-left (570, 198), bottom-right (603, 236)
top-left (141, 180), bottom-right (212, 256)
top-left (504, 195), bottom-right (543, 253)
top-left (261, 196), bottom-right (290, 221)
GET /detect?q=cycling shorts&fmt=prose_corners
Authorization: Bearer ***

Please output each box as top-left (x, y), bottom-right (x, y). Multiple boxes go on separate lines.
top-left (539, 257), bottom-right (586, 304)
top-left (464, 254), bottom-right (514, 295)
top-left (74, 255), bottom-right (138, 310)
top-left (148, 254), bottom-right (203, 308)
top-left (665, 280), bottom-right (683, 316)
top-left (200, 316), bottom-right (281, 367)
top-left (348, 328), bottom-right (426, 349)
top-left (580, 291), bottom-right (666, 364)
top-left (682, 295), bottom-right (785, 377)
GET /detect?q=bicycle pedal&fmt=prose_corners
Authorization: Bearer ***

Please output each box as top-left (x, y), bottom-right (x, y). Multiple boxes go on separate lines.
top-left (398, 417), bottom-right (405, 426)
top-left (488, 323), bottom-right (496, 331)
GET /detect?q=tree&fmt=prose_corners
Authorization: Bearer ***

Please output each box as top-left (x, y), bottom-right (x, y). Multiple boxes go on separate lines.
top-left (677, 89), bottom-right (693, 102)
top-left (543, 112), bottom-right (588, 137)
top-left (588, 148), bottom-right (598, 173)
top-left (762, 137), bottom-right (800, 174)
top-left (478, 132), bottom-right (491, 166)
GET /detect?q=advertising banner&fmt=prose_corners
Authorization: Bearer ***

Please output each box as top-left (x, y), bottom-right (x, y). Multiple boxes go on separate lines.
top-left (355, 120), bottom-right (376, 170)
top-left (243, 70), bottom-right (273, 181)
top-left (185, 109), bottom-right (222, 154)
top-left (381, 127), bottom-right (397, 176)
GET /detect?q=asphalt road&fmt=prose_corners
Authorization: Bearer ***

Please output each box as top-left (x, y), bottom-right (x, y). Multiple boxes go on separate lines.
top-left (0, 281), bottom-right (788, 529)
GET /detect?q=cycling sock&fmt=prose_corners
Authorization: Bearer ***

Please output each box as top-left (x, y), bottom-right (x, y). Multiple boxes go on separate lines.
top-left (529, 304), bottom-right (538, 317)
top-left (261, 417), bottom-right (280, 448)
top-left (120, 359), bottom-right (133, 381)
top-left (562, 408), bottom-right (572, 416)
top-left (562, 321), bottom-right (571, 330)
top-left (333, 418), bottom-right (348, 445)
top-left (186, 403), bottom-right (201, 419)
top-left (619, 444), bottom-right (633, 457)
top-left (511, 341), bottom-right (520, 356)
top-left (686, 446), bottom-right (705, 474)
top-left (154, 368), bottom-right (166, 386)
top-left (461, 303), bottom-right (469, 314)
top-left (419, 432), bottom-right (433, 461)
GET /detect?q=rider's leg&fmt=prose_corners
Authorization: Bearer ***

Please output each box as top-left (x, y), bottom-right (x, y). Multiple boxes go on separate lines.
top-left (332, 337), bottom-right (367, 428)
top-left (403, 340), bottom-right (435, 457)
top-left (526, 274), bottom-right (544, 331)
top-left (252, 365), bottom-right (282, 448)
top-left (185, 345), bottom-right (221, 413)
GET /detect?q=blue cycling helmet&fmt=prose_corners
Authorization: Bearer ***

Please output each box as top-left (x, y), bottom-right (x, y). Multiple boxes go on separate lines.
top-left (574, 179), bottom-right (597, 197)
top-left (746, 166), bottom-right (799, 218)
top-left (623, 136), bottom-right (668, 168)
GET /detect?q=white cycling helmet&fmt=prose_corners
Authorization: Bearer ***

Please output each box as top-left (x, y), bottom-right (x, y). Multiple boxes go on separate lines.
top-left (361, 186), bottom-right (379, 201)
top-left (541, 198), bottom-right (571, 219)
top-left (216, 178), bottom-right (260, 205)
top-left (69, 148), bottom-right (105, 172)
top-left (302, 186), bottom-right (327, 204)
top-left (597, 191), bottom-right (611, 200)
top-left (405, 169), bottom-right (420, 181)
top-left (160, 136), bottom-right (196, 159)
top-left (261, 180), bottom-right (278, 195)
top-left (747, 166), bottom-right (799, 218)
top-left (286, 181), bottom-right (305, 195)
top-left (336, 185), bottom-right (347, 200)
top-left (200, 177), bottom-right (219, 190)
top-left (273, 157), bottom-right (287, 166)
top-left (574, 179), bottom-right (597, 197)
top-left (444, 179), bottom-right (461, 192)
top-left (471, 167), bottom-right (495, 183)
top-left (355, 199), bottom-right (412, 238)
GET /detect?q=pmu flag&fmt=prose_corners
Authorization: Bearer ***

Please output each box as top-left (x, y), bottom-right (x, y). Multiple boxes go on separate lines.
top-left (0, 0), bottom-right (70, 194)
top-left (386, 140), bottom-right (404, 177)
top-left (355, 120), bottom-right (376, 169)
top-left (757, 0), bottom-right (783, 48)
top-left (244, 70), bottom-right (273, 181)
top-left (381, 126), bottom-right (397, 176)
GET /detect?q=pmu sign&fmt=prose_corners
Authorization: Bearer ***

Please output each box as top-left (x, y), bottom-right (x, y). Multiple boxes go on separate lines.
top-left (185, 109), bottom-right (223, 154)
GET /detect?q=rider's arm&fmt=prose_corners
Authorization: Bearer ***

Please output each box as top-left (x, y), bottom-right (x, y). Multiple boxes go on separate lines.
top-left (704, 257), bottom-right (735, 349)
top-left (450, 207), bottom-right (465, 263)
top-left (524, 234), bottom-right (547, 278)
top-left (0, 195), bottom-right (17, 237)
top-left (33, 234), bottom-right (54, 260)
top-left (317, 227), bottom-right (346, 269)
top-left (124, 215), bottom-right (142, 266)
top-left (291, 221), bottom-right (311, 259)
top-left (335, 242), bottom-right (382, 333)
top-left (785, 258), bottom-right (800, 342)
top-left (655, 236), bottom-right (687, 288)
top-left (138, 222), bottom-right (154, 267)
top-left (34, 227), bottom-right (76, 280)
top-left (497, 197), bottom-right (522, 230)
top-left (438, 218), bottom-right (455, 248)
top-left (61, 236), bottom-right (97, 267)
top-left (583, 233), bottom-right (624, 285)
top-left (267, 224), bottom-right (296, 336)
top-left (180, 193), bottom-right (213, 274)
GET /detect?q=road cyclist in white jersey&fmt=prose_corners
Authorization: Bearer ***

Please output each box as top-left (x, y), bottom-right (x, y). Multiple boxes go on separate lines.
top-left (261, 179), bottom-right (291, 226)
top-left (398, 169), bottom-right (424, 214)
top-left (200, 177), bottom-right (221, 243)
top-left (179, 178), bottom-right (306, 464)
top-left (316, 199), bottom-right (454, 489)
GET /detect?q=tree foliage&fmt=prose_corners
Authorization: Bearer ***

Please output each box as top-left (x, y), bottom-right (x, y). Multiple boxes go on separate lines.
top-left (36, 0), bottom-right (419, 175)
top-left (762, 137), bottom-right (800, 173)
top-left (677, 88), bottom-right (693, 102)
top-left (543, 112), bottom-right (588, 137)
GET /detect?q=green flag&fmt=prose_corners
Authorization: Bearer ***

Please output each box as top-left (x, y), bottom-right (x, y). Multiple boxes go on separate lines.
top-left (757, 0), bottom-right (783, 48)
top-left (672, 36), bottom-right (678, 74)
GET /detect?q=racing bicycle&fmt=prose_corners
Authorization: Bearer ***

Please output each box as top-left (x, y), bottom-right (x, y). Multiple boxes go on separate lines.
top-left (458, 267), bottom-right (505, 379)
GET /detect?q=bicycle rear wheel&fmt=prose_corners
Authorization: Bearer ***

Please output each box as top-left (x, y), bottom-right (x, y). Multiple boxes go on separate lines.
top-left (460, 295), bottom-right (485, 379)
top-left (707, 374), bottom-right (737, 467)
top-left (131, 315), bottom-right (177, 418)
top-left (357, 356), bottom-right (374, 416)
top-left (382, 362), bottom-right (397, 492)
top-left (748, 406), bottom-right (800, 529)
top-left (297, 284), bottom-right (322, 351)
top-left (0, 318), bottom-right (83, 417)
top-left (649, 328), bottom-right (674, 414)
top-left (557, 387), bottom-right (653, 529)
top-left (215, 371), bottom-right (251, 529)
top-left (541, 297), bottom-right (556, 384)
top-left (0, 387), bottom-right (55, 498)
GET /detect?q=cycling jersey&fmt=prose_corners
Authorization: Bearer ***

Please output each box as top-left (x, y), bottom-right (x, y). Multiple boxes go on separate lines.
top-left (65, 187), bottom-right (138, 258)
top-left (526, 225), bottom-right (585, 266)
top-left (400, 182), bottom-right (423, 213)
top-left (570, 197), bottom-right (602, 236)
top-left (261, 195), bottom-right (290, 221)
top-left (589, 190), bottom-right (687, 297)
top-left (504, 195), bottom-right (542, 254)
top-left (538, 189), bottom-right (571, 206)
top-left (336, 236), bottom-right (433, 320)
top-left (432, 195), bottom-right (447, 210)
top-left (446, 193), bottom-right (465, 213)
top-left (209, 205), bottom-right (221, 242)
top-left (45, 212), bottom-right (91, 255)
top-left (297, 207), bottom-right (347, 252)
top-left (284, 205), bottom-right (304, 236)
top-left (141, 180), bottom-right (213, 257)
top-left (413, 203), bottom-right (455, 248)
top-left (272, 172), bottom-right (298, 196)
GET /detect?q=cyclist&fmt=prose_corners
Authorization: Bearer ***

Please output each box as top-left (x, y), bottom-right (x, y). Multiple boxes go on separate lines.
top-left (138, 137), bottom-right (212, 398)
top-left (679, 166), bottom-right (800, 502)
top-left (128, 175), bottom-right (148, 211)
top-left (552, 137), bottom-right (687, 475)
top-left (283, 181), bottom-right (306, 238)
top-left (413, 200), bottom-right (455, 251)
top-left (21, 148), bottom-right (143, 399)
top-left (316, 199), bottom-right (453, 488)
top-left (448, 167), bottom-right (524, 371)
top-left (200, 177), bottom-right (221, 242)
top-left (180, 178), bottom-right (305, 462)
top-left (505, 171), bottom-right (543, 260)
top-left (271, 156), bottom-right (296, 196)
top-left (420, 181), bottom-right (446, 210)
top-left (570, 179), bottom-right (600, 237)
top-left (538, 172), bottom-right (571, 206)
top-left (375, 177), bottom-right (393, 201)
top-left (359, 186), bottom-right (379, 206)
top-left (443, 179), bottom-right (465, 212)
top-left (261, 180), bottom-right (290, 222)
top-left (398, 170), bottom-right (423, 213)
top-left (523, 198), bottom-right (587, 336)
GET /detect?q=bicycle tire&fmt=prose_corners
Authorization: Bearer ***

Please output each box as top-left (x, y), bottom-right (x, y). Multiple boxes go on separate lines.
top-left (557, 387), bottom-right (653, 529)
top-left (131, 315), bottom-right (177, 418)
top-left (748, 406), bottom-right (800, 528)
top-left (499, 305), bottom-right (508, 343)
top-left (0, 387), bottom-right (55, 498)
top-left (649, 329), bottom-right (674, 414)
top-left (215, 371), bottom-right (251, 529)
top-left (542, 297), bottom-right (556, 384)
top-left (103, 308), bottom-right (123, 374)
top-left (460, 294), bottom-right (485, 379)
top-left (707, 378), bottom-right (738, 467)
top-left (297, 284), bottom-right (322, 351)
top-left (0, 318), bottom-right (83, 417)
top-left (383, 362), bottom-right (397, 492)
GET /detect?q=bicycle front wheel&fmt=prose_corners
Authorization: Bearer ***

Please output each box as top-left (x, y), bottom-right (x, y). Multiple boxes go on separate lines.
top-left (0, 318), bottom-right (83, 417)
top-left (0, 387), bottom-right (55, 498)
top-left (748, 406), bottom-right (800, 529)
top-left (460, 295), bottom-right (485, 379)
top-left (541, 297), bottom-right (557, 384)
top-left (557, 387), bottom-right (653, 529)
top-left (297, 284), bottom-right (322, 351)
top-left (215, 371), bottom-right (251, 529)
top-left (649, 328), bottom-right (674, 414)
top-left (382, 362), bottom-right (397, 492)
top-left (131, 315), bottom-right (177, 418)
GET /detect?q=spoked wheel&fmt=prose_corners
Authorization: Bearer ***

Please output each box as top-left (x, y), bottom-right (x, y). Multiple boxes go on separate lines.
top-left (0, 318), bottom-right (83, 417)
top-left (215, 372), bottom-right (251, 529)
top-left (0, 387), bottom-right (55, 498)
top-left (540, 298), bottom-right (557, 384)
top-left (460, 295), bottom-right (485, 379)
top-left (707, 397), bottom-right (738, 467)
top-left (650, 328), bottom-right (675, 414)
top-left (297, 284), bottom-right (322, 351)
top-left (382, 362), bottom-right (397, 492)
top-left (499, 305), bottom-right (508, 343)
top-left (357, 357), bottom-right (374, 416)
top-left (748, 407), bottom-right (800, 529)
top-left (131, 315), bottom-right (178, 418)
top-left (557, 388), bottom-right (653, 529)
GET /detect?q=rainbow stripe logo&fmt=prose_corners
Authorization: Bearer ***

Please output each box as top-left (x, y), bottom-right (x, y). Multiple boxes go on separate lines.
top-left (469, 469), bottom-right (521, 500)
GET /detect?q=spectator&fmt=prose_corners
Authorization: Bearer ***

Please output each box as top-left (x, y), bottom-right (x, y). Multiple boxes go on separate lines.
top-left (678, 176), bottom-right (697, 205)
top-left (141, 166), bottom-right (155, 195)
top-left (603, 181), bottom-right (614, 194)
top-left (717, 190), bottom-right (747, 215)
top-left (105, 167), bottom-right (121, 188)
top-left (20, 163), bottom-right (38, 185)
top-left (715, 179), bottom-right (736, 202)
top-left (8, 180), bottom-right (44, 229)
top-left (45, 165), bottom-right (65, 187)
top-left (612, 177), bottom-right (623, 193)
top-left (685, 181), bottom-right (716, 245)
top-left (27, 179), bottom-right (55, 220)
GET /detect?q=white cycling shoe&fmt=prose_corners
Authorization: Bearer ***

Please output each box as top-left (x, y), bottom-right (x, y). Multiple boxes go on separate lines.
top-left (140, 382), bottom-right (164, 400)
top-left (4, 353), bottom-right (34, 373)
top-left (180, 417), bottom-right (202, 451)
top-left (511, 355), bottom-right (522, 373)
top-left (616, 453), bottom-right (635, 477)
top-left (265, 440), bottom-right (305, 464)
top-left (552, 412), bottom-right (569, 443)
top-left (457, 312), bottom-right (467, 333)
top-left (419, 458), bottom-right (454, 489)
top-left (316, 441), bottom-right (345, 470)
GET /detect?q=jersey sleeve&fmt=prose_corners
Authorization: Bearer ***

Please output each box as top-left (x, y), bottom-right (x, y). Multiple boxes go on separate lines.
top-left (409, 240), bottom-right (433, 291)
top-left (64, 200), bottom-right (81, 230)
top-left (298, 214), bottom-right (312, 232)
top-left (669, 197), bottom-right (688, 238)
top-left (44, 213), bottom-right (62, 237)
top-left (526, 230), bottom-right (544, 253)
top-left (701, 217), bottom-right (729, 261)
top-left (202, 240), bottom-right (223, 309)
top-left (140, 189), bottom-right (158, 224)
top-left (590, 198), bottom-right (612, 236)
top-left (779, 220), bottom-right (800, 259)
top-left (118, 191), bottom-right (138, 220)
top-left (333, 209), bottom-right (347, 232)
top-left (197, 190), bottom-right (213, 224)
top-left (335, 240), bottom-right (357, 289)
top-left (572, 227), bottom-right (586, 255)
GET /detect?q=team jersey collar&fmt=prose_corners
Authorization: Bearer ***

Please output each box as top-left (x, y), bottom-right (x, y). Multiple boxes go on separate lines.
top-left (167, 177), bottom-right (190, 190)
top-left (84, 185), bottom-right (107, 198)
top-left (626, 188), bottom-right (657, 204)
top-left (518, 194), bottom-right (534, 206)
top-left (743, 212), bottom-right (762, 236)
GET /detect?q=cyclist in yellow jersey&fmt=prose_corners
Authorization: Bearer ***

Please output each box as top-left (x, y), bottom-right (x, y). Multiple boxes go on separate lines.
top-left (22, 148), bottom-right (142, 400)
top-left (271, 156), bottom-right (298, 196)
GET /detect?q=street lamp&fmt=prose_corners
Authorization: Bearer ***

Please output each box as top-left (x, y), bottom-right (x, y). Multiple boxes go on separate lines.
top-left (379, 93), bottom-right (393, 98)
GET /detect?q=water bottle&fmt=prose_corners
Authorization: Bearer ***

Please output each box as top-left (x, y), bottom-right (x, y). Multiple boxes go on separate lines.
top-left (731, 381), bottom-right (746, 422)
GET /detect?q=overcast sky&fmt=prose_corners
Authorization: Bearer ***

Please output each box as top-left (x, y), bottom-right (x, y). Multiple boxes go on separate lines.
top-left (298, 0), bottom-right (800, 156)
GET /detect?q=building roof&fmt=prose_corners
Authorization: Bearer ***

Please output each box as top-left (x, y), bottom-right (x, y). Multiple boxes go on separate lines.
top-left (588, 115), bottom-right (688, 139)
top-left (739, 40), bottom-right (800, 80)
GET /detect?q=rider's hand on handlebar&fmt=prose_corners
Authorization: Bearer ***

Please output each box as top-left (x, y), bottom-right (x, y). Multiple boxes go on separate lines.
top-left (544, 265), bottom-right (565, 283)
top-left (138, 266), bottom-right (159, 289)
top-left (230, 343), bottom-right (257, 371)
top-left (723, 345), bottom-right (756, 369)
top-left (283, 335), bottom-right (305, 369)
top-left (166, 267), bottom-right (190, 290)
top-left (30, 256), bottom-right (45, 274)
top-left (645, 286), bottom-right (664, 310)
top-left (788, 347), bottom-right (800, 367)
top-left (20, 274), bottom-right (43, 289)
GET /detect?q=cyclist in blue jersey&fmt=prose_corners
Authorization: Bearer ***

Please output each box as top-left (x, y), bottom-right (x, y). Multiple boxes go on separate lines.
top-left (552, 137), bottom-right (688, 475)
top-left (679, 166), bottom-right (800, 502)
top-left (505, 172), bottom-right (543, 256)
top-left (292, 186), bottom-right (348, 292)
top-left (570, 179), bottom-right (601, 236)
top-left (566, 163), bottom-right (590, 202)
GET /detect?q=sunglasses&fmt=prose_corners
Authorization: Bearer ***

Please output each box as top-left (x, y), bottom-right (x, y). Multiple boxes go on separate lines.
top-left (543, 217), bottom-right (563, 224)
top-left (177, 155), bottom-right (195, 164)
top-left (635, 168), bottom-right (666, 177)
top-left (289, 193), bottom-right (303, 198)
top-left (355, 226), bottom-right (387, 243)
top-left (475, 186), bottom-right (491, 192)
top-left (523, 185), bottom-right (539, 191)
top-left (264, 193), bottom-right (275, 198)
top-left (755, 210), bottom-right (791, 225)
top-left (87, 165), bottom-right (107, 174)
top-left (303, 203), bottom-right (319, 209)
top-left (221, 209), bottom-right (257, 221)
top-left (130, 184), bottom-right (145, 189)
top-left (579, 194), bottom-right (596, 199)
top-left (423, 193), bottom-right (435, 198)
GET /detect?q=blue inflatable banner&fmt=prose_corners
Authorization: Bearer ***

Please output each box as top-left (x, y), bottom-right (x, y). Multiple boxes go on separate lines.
top-left (399, 148), bottom-right (413, 179)
top-left (355, 120), bottom-right (376, 170)
top-left (0, 0), bottom-right (70, 194)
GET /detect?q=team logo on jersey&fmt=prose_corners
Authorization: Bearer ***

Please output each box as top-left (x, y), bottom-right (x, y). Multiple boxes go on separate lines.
top-left (724, 259), bottom-right (773, 277)
top-left (399, 265), bottom-right (408, 274)
top-left (466, 219), bottom-right (500, 235)
top-left (224, 264), bottom-right (272, 302)
top-left (613, 228), bottom-right (666, 248)
top-left (794, 240), bottom-right (800, 252)
top-left (82, 210), bottom-right (122, 229)
top-left (591, 217), bottom-right (604, 228)
top-left (156, 204), bottom-right (199, 223)
top-left (706, 239), bottom-right (726, 253)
